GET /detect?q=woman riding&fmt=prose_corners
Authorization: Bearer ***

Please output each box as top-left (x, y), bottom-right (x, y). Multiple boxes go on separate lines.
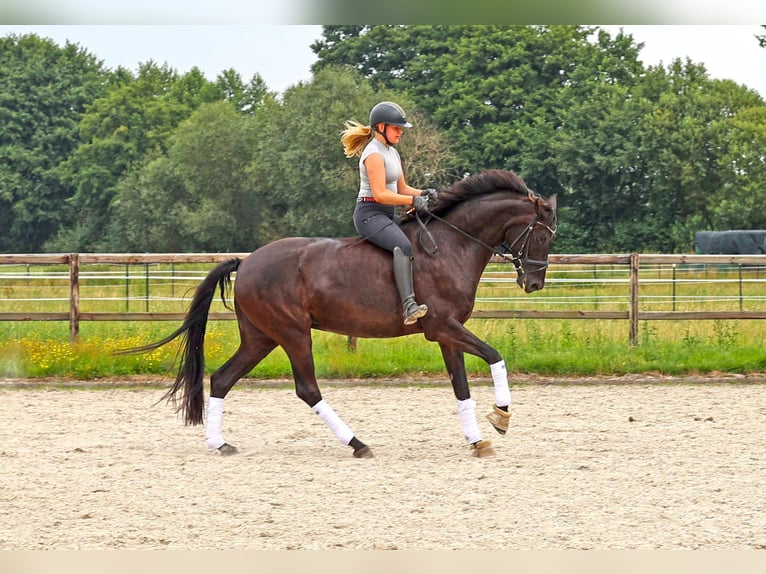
top-left (341, 101), bottom-right (436, 325)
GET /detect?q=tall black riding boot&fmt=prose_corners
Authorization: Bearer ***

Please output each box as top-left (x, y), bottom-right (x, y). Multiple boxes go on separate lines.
top-left (392, 247), bottom-right (428, 325)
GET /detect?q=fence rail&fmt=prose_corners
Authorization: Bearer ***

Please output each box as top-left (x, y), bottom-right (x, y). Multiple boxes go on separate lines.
top-left (3, 252), bottom-right (766, 346)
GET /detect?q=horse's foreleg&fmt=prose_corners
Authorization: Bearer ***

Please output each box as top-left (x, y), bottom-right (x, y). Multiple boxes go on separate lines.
top-left (439, 343), bottom-right (495, 457)
top-left (432, 319), bottom-right (512, 438)
top-left (486, 360), bottom-right (512, 435)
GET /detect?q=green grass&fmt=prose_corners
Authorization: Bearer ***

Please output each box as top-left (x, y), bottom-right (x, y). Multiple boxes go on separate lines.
top-left (1, 261), bottom-right (766, 380)
top-left (2, 318), bottom-right (766, 380)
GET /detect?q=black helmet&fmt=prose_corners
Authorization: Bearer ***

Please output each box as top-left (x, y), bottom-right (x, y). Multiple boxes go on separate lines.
top-left (369, 101), bottom-right (412, 128)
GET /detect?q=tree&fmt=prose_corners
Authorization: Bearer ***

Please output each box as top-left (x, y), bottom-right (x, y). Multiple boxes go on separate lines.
top-left (703, 95), bottom-right (766, 231)
top-left (164, 99), bottom-right (263, 251)
top-left (247, 65), bottom-right (455, 240)
top-left (313, 26), bottom-right (615, 177)
top-left (104, 100), bottom-right (264, 252)
top-left (50, 62), bottom-right (221, 251)
top-left (312, 25), bottom-right (766, 253)
top-left (314, 26), bottom-right (653, 251)
top-left (0, 33), bottom-right (108, 252)
top-left (626, 62), bottom-right (766, 251)
top-left (756, 25), bottom-right (766, 48)
top-left (523, 28), bottom-right (647, 252)
top-left (215, 69), bottom-right (274, 115)
top-left (107, 66), bottom-right (454, 250)
top-left (101, 154), bottom-right (189, 252)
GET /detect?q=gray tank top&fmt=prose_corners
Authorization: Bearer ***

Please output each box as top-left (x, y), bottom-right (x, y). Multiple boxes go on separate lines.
top-left (357, 138), bottom-right (403, 200)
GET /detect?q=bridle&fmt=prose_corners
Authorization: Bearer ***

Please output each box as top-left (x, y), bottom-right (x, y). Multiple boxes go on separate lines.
top-left (414, 196), bottom-right (557, 279)
top-left (496, 214), bottom-right (557, 277)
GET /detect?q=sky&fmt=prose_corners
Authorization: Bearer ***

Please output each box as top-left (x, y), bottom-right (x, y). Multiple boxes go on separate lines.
top-left (605, 25), bottom-right (766, 99)
top-left (1, 25), bottom-right (323, 94)
top-left (1, 25), bottom-right (765, 98)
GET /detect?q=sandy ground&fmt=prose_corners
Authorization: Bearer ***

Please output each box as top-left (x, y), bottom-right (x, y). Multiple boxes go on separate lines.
top-left (1, 377), bottom-right (765, 550)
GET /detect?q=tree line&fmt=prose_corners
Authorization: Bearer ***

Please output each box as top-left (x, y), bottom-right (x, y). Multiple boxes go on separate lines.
top-left (2, 25), bottom-right (765, 254)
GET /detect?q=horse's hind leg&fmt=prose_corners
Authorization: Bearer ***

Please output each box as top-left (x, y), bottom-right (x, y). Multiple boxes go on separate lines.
top-left (278, 329), bottom-right (372, 458)
top-left (205, 318), bottom-right (277, 455)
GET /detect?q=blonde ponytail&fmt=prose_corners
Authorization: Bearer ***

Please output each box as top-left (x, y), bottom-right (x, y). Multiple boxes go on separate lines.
top-left (341, 120), bottom-right (373, 158)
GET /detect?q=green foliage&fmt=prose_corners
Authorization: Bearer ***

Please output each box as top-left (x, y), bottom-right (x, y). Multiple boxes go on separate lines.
top-left (709, 105), bottom-right (766, 230)
top-left (248, 66), bottom-right (454, 239)
top-left (2, 262), bottom-right (765, 379)
top-left (50, 62), bottom-right (225, 251)
top-left (104, 101), bottom-right (263, 251)
top-left (314, 25), bottom-right (637, 181)
top-left (0, 34), bottom-right (108, 252)
top-left (312, 25), bottom-right (766, 254)
top-left (3, 318), bottom-right (766, 380)
top-left (3, 27), bottom-right (766, 255)
top-left (247, 66), bottom-right (372, 239)
top-left (214, 68), bottom-right (275, 115)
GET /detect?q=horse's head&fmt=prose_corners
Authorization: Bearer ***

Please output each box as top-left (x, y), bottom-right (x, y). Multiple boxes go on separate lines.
top-left (506, 193), bottom-right (557, 293)
top-left (411, 169), bottom-right (557, 293)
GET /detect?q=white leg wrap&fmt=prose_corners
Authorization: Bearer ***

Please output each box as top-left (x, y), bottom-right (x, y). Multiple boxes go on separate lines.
top-left (312, 399), bottom-right (355, 446)
top-left (205, 397), bottom-right (226, 449)
top-left (457, 398), bottom-right (483, 445)
top-left (490, 360), bottom-right (511, 408)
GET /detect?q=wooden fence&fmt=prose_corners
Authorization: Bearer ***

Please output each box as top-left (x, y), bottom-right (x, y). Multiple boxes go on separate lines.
top-left (2, 252), bottom-right (766, 346)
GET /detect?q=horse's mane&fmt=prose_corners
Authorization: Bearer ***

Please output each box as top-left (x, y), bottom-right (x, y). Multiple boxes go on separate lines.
top-left (404, 170), bottom-right (533, 221)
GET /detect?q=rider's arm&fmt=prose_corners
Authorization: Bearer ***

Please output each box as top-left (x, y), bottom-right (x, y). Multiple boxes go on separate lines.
top-left (365, 153), bottom-right (419, 206)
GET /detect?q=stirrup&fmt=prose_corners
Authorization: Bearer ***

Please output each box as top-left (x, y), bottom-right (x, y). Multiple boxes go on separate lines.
top-left (403, 302), bottom-right (428, 325)
top-left (486, 404), bottom-right (511, 435)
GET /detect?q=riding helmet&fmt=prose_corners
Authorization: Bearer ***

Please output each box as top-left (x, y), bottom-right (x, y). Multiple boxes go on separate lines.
top-left (369, 101), bottom-right (412, 128)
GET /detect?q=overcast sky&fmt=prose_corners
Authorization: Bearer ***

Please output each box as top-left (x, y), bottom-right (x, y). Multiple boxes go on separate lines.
top-left (1, 25), bottom-right (764, 98)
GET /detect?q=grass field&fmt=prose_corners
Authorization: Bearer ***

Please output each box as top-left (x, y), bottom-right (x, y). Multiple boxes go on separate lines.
top-left (2, 261), bottom-right (765, 379)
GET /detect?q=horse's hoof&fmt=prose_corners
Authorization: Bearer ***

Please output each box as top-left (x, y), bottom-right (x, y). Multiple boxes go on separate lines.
top-left (217, 443), bottom-right (238, 456)
top-left (353, 445), bottom-right (374, 458)
top-left (471, 440), bottom-right (496, 458)
top-left (486, 405), bottom-right (511, 435)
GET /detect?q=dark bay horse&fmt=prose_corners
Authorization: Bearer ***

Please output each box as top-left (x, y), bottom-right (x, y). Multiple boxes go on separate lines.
top-left (127, 169), bottom-right (557, 458)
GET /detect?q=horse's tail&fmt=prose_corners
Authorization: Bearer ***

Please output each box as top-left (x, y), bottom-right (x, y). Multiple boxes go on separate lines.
top-left (115, 258), bottom-right (241, 425)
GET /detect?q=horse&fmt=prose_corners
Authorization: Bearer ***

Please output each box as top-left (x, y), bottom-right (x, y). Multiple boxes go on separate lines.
top-left (124, 169), bottom-right (557, 458)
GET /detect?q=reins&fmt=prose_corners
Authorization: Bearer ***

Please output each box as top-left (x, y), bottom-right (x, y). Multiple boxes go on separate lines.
top-left (413, 196), bottom-right (556, 277)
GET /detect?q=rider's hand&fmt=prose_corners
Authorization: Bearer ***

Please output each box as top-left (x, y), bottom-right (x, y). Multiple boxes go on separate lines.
top-left (420, 188), bottom-right (438, 202)
top-left (412, 195), bottom-right (429, 212)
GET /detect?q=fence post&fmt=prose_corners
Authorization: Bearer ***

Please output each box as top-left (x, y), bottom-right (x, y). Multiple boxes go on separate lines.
top-left (69, 253), bottom-right (80, 343)
top-left (672, 264), bottom-right (677, 312)
top-left (739, 264), bottom-right (743, 311)
top-left (629, 252), bottom-right (639, 347)
top-left (125, 264), bottom-right (129, 312)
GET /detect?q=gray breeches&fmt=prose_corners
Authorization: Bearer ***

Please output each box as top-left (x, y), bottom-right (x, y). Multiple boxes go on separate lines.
top-left (353, 204), bottom-right (413, 257)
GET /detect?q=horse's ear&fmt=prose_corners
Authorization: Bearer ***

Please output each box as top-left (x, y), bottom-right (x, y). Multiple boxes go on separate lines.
top-left (536, 193), bottom-right (556, 216)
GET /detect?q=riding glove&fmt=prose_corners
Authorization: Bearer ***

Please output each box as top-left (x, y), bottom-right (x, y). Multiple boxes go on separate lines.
top-left (421, 188), bottom-right (438, 202)
top-left (412, 195), bottom-right (429, 212)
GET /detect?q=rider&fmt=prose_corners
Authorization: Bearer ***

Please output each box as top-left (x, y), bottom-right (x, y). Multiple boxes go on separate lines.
top-left (341, 101), bottom-right (436, 325)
